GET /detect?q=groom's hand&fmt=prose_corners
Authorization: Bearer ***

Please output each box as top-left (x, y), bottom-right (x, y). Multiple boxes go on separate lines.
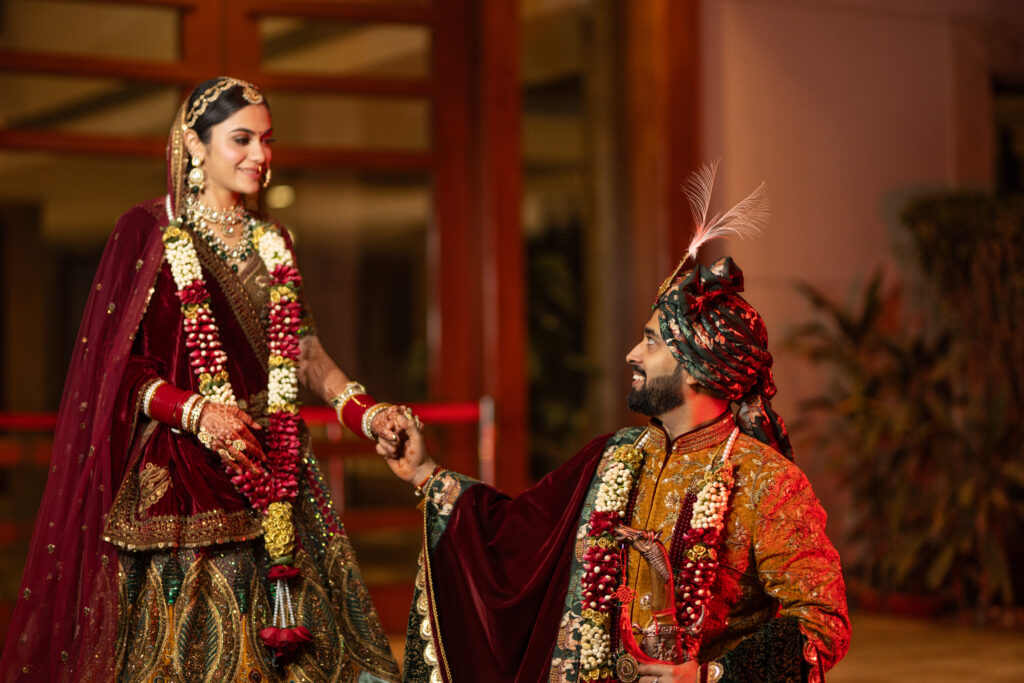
top-left (376, 409), bottom-right (437, 486)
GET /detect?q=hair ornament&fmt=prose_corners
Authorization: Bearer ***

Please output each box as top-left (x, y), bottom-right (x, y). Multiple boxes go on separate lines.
top-left (184, 77), bottom-right (264, 128)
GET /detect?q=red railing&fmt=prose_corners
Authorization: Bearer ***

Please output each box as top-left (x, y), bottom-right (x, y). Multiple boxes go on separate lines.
top-left (0, 399), bottom-right (494, 477)
top-left (0, 399), bottom-right (493, 633)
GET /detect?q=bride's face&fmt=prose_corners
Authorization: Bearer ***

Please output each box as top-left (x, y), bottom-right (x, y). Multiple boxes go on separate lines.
top-left (198, 104), bottom-right (273, 203)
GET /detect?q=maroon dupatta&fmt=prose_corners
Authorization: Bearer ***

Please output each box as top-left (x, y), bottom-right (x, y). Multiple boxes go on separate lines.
top-left (1, 201), bottom-right (167, 681)
top-left (1, 102), bottom-right (193, 681)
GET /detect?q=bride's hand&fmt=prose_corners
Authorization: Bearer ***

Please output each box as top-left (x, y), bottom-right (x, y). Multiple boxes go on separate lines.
top-left (370, 403), bottom-right (417, 443)
top-left (195, 402), bottom-right (264, 476)
top-left (376, 409), bottom-right (436, 486)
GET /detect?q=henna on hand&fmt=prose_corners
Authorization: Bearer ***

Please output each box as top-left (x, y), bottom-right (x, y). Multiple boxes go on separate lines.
top-left (376, 411), bottom-right (435, 485)
top-left (371, 403), bottom-right (408, 443)
top-left (196, 402), bottom-right (264, 475)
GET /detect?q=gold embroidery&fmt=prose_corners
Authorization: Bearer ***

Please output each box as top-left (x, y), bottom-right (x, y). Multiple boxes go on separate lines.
top-left (114, 542), bottom-right (400, 682)
top-left (641, 412), bottom-right (737, 455)
top-left (421, 509), bottom-right (451, 683)
top-left (137, 463), bottom-right (172, 513)
top-left (625, 430), bottom-right (850, 667)
top-left (193, 233), bottom-right (269, 368)
top-left (103, 460), bottom-right (262, 550)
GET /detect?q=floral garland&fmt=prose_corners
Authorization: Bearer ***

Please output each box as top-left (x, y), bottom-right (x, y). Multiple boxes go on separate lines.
top-left (578, 428), bottom-right (739, 681)
top-left (161, 218), bottom-right (310, 657)
top-left (579, 443), bottom-right (643, 681)
top-left (675, 427), bottom-right (737, 660)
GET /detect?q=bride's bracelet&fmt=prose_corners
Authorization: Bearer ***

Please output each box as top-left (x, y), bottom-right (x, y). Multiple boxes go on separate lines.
top-left (140, 378), bottom-right (166, 417)
top-left (142, 377), bottom-right (207, 434)
top-left (330, 380), bottom-right (388, 440)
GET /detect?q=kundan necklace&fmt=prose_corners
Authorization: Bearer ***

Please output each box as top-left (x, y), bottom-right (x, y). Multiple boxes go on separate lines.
top-left (578, 426), bottom-right (739, 682)
top-left (184, 196), bottom-right (255, 269)
top-left (161, 194), bottom-right (310, 658)
top-left (185, 193), bottom-right (247, 234)
top-left (192, 219), bottom-right (256, 269)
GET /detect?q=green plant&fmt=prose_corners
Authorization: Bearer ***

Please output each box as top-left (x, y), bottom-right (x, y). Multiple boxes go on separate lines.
top-left (790, 193), bottom-right (1024, 620)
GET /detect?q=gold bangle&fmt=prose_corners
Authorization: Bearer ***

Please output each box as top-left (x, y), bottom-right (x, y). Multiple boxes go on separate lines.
top-left (183, 395), bottom-right (207, 434)
top-left (179, 394), bottom-right (201, 432)
top-left (330, 381), bottom-right (368, 422)
top-left (140, 378), bottom-right (166, 418)
top-left (363, 402), bottom-right (391, 440)
top-left (191, 397), bottom-right (209, 433)
top-left (185, 395), bottom-right (200, 433)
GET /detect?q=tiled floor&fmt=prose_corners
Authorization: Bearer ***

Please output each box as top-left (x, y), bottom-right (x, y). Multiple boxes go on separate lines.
top-left (388, 611), bottom-right (1024, 680)
top-left (829, 612), bottom-right (1024, 682)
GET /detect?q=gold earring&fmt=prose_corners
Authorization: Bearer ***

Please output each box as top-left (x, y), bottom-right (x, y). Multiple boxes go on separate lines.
top-left (188, 156), bottom-right (206, 194)
top-left (262, 166), bottom-right (272, 189)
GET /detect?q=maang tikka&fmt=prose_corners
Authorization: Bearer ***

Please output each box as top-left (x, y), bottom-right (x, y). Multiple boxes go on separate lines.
top-left (188, 156), bottom-right (206, 195)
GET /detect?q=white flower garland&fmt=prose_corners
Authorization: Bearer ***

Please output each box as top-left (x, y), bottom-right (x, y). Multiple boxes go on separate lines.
top-left (578, 428), bottom-right (739, 680)
top-left (579, 444), bottom-right (643, 680)
top-left (593, 460), bottom-right (634, 513)
top-left (161, 223), bottom-right (298, 412)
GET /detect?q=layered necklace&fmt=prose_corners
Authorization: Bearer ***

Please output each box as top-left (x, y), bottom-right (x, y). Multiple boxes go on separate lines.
top-left (578, 427), bottom-right (738, 682)
top-left (185, 195), bottom-right (254, 268)
top-left (185, 193), bottom-right (246, 232)
top-left (161, 194), bottom-right (309, 656)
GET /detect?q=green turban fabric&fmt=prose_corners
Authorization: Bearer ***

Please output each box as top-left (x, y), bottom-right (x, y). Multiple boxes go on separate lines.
top-left (654, 256), bottom-right (793, 460)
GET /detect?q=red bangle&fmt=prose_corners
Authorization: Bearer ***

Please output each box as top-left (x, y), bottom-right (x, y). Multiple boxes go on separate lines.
top-left (147, 382), bottom-right (193, 428)
top-left (341, 393), bottom-right (377, 438)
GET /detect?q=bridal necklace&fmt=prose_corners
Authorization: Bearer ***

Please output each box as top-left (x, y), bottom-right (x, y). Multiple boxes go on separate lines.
top-left (184, 195), bottom-right (254, 269)
top-left (185, 194), bottom-right (246, 234)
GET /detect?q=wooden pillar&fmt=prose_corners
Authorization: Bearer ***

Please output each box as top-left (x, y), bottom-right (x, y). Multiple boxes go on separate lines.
top-left (477, 0), bottom-right (527, 494)
top-left (622, 0), bottom-right (701, 322)
top-left (431, 0), bottom-right (526, 492)
top-left (585, 0), bottom-right (630, 434)
top-left (431, 0), bottom-right (483, 479)
top-left (183, 0), bottom-right (228, 73)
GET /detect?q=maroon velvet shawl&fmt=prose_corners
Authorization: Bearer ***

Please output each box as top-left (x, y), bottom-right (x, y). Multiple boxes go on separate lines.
top-left (429, 434), bottom-right (611, 682)
top-left (1, 200), bottom-right (167, 681)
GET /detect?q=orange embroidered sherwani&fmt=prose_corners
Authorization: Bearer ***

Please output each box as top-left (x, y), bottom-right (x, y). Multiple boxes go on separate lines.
top-left (405, 411), bottom-right (850, 682)
top-left (622, 414), bottom-right (850, 675)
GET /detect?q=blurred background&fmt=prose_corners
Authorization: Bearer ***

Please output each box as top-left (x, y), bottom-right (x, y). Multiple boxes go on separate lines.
top-left (1, 0), bottom-right (1022, 678)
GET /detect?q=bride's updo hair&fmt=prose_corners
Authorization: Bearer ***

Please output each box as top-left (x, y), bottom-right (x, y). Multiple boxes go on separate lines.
top-left (185, 77), bottom-right (269, 146)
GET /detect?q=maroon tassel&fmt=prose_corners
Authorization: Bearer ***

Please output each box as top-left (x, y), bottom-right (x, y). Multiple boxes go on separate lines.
top-left (259, 625), bottom-right (312, 657)
top-left (267, 565), bottom-right (301, 581)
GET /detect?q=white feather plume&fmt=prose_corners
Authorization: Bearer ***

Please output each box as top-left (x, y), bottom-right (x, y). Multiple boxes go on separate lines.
top-left (683, 159), bottom-right (770, 263)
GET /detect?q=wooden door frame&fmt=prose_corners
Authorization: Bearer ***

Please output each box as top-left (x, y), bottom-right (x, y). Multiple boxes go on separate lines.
top-left (0, 0), bottom-right (529, 492)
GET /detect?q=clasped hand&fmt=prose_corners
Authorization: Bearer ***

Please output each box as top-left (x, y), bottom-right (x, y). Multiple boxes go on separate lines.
top-left (195, 402), bottom-right (264, 476)
top-left (374, 408), bottom-right (437, 487)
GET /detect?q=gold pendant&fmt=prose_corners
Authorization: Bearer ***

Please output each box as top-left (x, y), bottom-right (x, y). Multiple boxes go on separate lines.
top-left (615, 652), bottom-right (639, 682)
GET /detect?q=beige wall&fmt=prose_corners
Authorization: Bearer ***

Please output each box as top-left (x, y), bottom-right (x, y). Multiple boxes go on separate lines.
top-left (700, 0), bottom-right (1018, 522)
